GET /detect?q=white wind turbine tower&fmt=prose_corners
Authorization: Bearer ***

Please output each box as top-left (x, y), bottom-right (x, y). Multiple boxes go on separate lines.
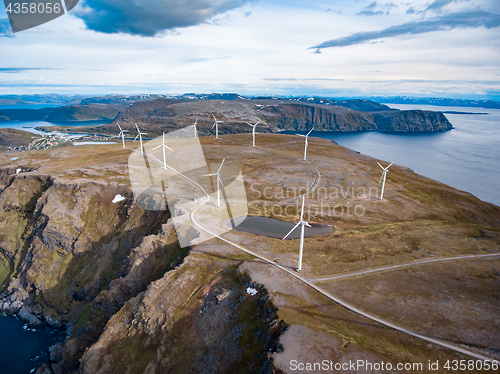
top-left (212, 114), bottom-right (223, 139)
top-left (134, 123), bottom-right (148, 155)
top-left (202, 158), bottom-right (225, 207)
top-left (193, 119), bottom-right (199, 138)
top-left (152, 132), bottom-right (173, 170)
top-left (282, 196), bottom-right (311, 272)
top-left (377, 162), bottom-right (394, 200)
top-left (246, 120), bottom-right (261, 147)
top-left (117, 124), bottom-right (128, 148)
top-left (296, 128), bottom-right (314, 161)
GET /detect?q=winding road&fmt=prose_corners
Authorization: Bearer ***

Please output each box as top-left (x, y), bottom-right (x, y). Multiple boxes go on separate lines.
top-left (310, 253), bottom-right (500, 283)
top-left (134, 134), bottom-right (498, 362)
top-left (189, 202), bottom-right (496, 362)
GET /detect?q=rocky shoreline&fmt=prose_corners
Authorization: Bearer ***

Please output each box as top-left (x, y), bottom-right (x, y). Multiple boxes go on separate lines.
top-left (0, 281), bottom-right (63, 328)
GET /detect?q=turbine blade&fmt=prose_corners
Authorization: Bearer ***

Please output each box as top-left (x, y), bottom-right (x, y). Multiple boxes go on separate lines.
top-left (304, 222), bottom-right (311, 227)
top-left (386, 162), bottom-right (394, 169)
top-left (213, 114), bottom-right (217, 122)
top-left (117, 124), bottom-right (122, 131)
top-left (379, 172), bottom-right (384, 184)
top-left (135, 123), bottom-right (140, 132)
top-left (212, 122), bottom-right (216, 129)
top-left (217, 158), bottom-right (225, 174)
top-left (219, 177), bottom-right (224, 187)
top-left (152, 144), bottom-right (161, 150)
top-left (307, 128), bottom-right (314, 136)
top-left (165, 145), bottom-right (173, 152)
top-left (282, 222), bottom-right (301, 240)
top-left (296, 134), bottom-right (306, 137)
top-left (377, 162), bottom-right (384, 170)
top-left (134, 134), bottom-right (139, 141)
top-left (201, 173), bottom-right (216, 177)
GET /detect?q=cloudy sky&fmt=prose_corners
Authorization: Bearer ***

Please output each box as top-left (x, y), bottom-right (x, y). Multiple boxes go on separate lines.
top-left (1, 0), bottom-right (499, 98)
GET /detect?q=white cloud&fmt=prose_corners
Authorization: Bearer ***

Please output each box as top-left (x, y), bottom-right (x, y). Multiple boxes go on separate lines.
top-left (0, 0), bottom-right (498, 98)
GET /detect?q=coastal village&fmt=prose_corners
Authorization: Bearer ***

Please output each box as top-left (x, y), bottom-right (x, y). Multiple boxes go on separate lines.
top-left (7, 132), bottom-right (117, 152)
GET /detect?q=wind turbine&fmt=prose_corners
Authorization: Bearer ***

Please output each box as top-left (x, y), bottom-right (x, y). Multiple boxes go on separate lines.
top-left (152, 132), bottom-right (173, 170)
top-left (377, 162), bottom-right (394, 200)
top-left (296, 128), bottom-right (314, 161)
top-left (117, 124), bottom-right (128, 148)
top-left (193, 119), bottom-right (199, 138)
top-left (246, 120), bottom-right (261, 147)
top-left (282, 196), bottom-right (311, 272)
top-left (212, 115), bottom-right (223, 139)
top-left (133, 123), bottom-right (147, 155)
top-left (202, 158), bottom-right (225, 207)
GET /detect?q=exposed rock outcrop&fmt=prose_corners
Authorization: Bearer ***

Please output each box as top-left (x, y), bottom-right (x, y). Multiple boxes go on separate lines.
top-left (375, 110), bottom-right (453, 132)
top-left (259, 103), bottom-right (376, 132)
top-left (80, 255), bottom-right (285, 374)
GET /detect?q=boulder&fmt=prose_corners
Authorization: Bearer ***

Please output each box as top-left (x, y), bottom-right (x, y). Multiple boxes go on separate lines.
top-left (18, 306), bottom-right (42, 326)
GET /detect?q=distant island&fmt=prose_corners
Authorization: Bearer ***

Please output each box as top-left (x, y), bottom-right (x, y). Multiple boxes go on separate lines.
top-left (440, 111), bottom-right (488, 115)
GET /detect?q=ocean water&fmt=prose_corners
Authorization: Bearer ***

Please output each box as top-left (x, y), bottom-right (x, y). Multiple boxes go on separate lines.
top-left (294, 104), bottom-right (500, 206)
top-left (0, 118), bottom-right (112, 135)
top-left (0, 314), bottom-right (65, 373)
top-left (0, 104), bottom-right (62, 110)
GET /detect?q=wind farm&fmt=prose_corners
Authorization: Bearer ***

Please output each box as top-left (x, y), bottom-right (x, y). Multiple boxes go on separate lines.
top-left (0, 99), bottom-right (499, 374)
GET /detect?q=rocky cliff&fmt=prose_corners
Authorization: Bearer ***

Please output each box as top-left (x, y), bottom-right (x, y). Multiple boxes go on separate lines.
top-left (258, 103), bottom-right (376, 132)
top-left (375, 110), bottom-right (453, 132)
top-left (0, 170), bottom-right (285, 374)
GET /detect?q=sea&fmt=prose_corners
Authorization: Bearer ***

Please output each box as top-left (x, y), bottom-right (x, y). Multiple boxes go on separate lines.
top-left (293, 104), bottom-right (500, 207)
top-left (0, 314), bottom-right (65, 373)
